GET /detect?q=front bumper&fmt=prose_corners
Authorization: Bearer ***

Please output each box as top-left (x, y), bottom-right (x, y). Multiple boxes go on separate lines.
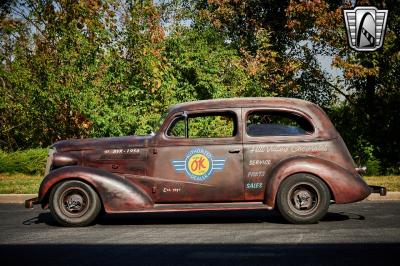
top-left (25, 197), bottom-right (40, 209)
top-left (369, 185), bottom-right (387, 196)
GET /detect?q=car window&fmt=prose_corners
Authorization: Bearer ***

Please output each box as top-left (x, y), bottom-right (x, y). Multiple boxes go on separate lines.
top-left (189, 113), bottom-right (236, 138)
top-left (246, 111), bottom-right (313, 136)
top-left (167, 112), bottom-right (237, 138)
top-left (167, 117), bottom-right (186, 137)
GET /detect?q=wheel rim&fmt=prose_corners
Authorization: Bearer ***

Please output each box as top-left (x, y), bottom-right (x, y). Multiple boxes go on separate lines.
top-left (59, 186), bottom-right (90, 218)
top-left (287, 182), bottom-right (320, 216)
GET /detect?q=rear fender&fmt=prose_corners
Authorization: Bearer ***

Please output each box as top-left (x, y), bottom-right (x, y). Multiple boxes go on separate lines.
top-left (38, 166), bottom-right (153, 212)
top-left (265, 156), bottom-right (371, 207)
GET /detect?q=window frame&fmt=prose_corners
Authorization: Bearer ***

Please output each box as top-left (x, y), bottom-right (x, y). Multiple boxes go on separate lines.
top-left (161, 108), bottom-right (242, 146)
top-left (165, 110), bottom-right (238, 140)
top-left (165, 114), bottom-right (187, 139)
top-left (243, 107), bottom-right (316, 143)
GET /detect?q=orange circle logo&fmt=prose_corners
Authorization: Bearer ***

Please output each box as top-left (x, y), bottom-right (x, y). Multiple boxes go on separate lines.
top-left (188, 153), bottom-right (210, 177)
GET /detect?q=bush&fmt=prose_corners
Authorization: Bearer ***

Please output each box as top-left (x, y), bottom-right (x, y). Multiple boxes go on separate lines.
top-left (366, 159), bottom-right (381, 176)
top-left (0, 149), bottom-right (48, 175)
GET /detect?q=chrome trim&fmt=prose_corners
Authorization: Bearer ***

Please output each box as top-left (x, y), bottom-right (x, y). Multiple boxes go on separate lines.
top-left (44, 148), bottom-right (56, 176)
top-left (355, 166), bottom-right (367, 175)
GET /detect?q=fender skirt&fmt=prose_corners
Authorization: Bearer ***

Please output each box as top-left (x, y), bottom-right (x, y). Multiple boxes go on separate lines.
top-left (38, 166), bottom-right (153, 213)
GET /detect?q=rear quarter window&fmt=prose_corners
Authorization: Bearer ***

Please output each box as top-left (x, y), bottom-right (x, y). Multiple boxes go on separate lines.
top-left (246, 111), bottom-right (314, 137)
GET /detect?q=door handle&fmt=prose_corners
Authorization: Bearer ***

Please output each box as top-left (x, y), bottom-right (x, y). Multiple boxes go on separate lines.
top-left (228, 149), bottom-right (241, 153)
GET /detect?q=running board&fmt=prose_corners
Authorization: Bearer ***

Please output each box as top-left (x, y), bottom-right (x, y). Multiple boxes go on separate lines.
top-left (110, 202), bottom-right (273, 214)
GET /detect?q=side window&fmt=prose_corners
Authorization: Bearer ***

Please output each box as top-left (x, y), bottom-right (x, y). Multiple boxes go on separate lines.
top-left (188, 113), bottom-right (236, 138)
top-left (167, 117), bottom-right (185, 137)
top-left (166, 112), bottom-right (237, 138)
top-left (246, 111), bottom-right (313, 137)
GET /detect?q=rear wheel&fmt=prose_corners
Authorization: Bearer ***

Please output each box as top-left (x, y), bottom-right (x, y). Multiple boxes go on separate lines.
top-left (276, 174), bottom-right (330, 224)
top-left (49, 180), bottom-right (101, 227)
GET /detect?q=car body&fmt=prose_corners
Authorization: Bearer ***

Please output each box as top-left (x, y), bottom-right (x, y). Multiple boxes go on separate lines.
top-left (26, 97), bottom-right (386, 226)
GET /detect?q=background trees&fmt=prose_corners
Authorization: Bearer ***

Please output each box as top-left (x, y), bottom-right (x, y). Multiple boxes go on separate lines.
top-left (0, 0), bottom-right (398, 174)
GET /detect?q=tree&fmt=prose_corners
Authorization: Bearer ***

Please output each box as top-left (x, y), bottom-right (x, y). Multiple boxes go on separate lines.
top-left (285, 0), bottom-right (400, 172)
top-left (1, 0), bottom-right (398, 173)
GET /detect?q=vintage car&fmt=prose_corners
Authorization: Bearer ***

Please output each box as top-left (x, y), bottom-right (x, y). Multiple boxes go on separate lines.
top-left (25, 97), bottom-right (386, 226)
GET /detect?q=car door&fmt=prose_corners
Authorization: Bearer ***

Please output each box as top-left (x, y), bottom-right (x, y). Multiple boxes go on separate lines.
top-left (242, 107), bottom-right (316, 201)
top-left (152, 108), bottom-right (244, 203)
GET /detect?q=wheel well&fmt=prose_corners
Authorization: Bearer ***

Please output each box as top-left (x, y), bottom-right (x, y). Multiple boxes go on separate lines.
top-left (274, 172), bottom-right (335, 206)
top-left (41, 178), bottom-right (104, 210)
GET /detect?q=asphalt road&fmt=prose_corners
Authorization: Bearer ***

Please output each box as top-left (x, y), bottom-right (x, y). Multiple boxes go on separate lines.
top-left (0, 201), bottom-right (399, 266)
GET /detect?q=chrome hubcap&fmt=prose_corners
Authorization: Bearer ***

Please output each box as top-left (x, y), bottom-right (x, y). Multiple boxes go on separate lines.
top-left (293, 190), bottom-right (312, 209)
top-left (288, 183), bottom-right (319, 215)
top-left (65, 194), bottom-right (84, 212)
top-left (59, 187), bottom-right (90, 217)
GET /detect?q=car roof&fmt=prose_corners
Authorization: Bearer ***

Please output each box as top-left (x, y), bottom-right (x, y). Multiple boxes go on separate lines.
top-left (166, 97), bottom-right (337, 140)
top-left (169, 97), bottom-right (317, 112)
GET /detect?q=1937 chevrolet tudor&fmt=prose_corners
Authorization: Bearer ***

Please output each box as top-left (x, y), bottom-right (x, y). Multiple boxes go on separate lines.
top-left (25, 98), bottom-right (386, 226)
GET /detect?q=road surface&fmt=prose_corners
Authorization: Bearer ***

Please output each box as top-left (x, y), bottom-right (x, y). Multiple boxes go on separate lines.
top-left (0, 201), bottom-right (399, 265)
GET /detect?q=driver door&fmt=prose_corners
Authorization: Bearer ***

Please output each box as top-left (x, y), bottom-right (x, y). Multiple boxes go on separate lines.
top-left (152, 108), bottom-right (244, 203)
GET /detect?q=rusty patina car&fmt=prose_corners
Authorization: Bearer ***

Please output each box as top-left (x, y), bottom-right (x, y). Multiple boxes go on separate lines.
top-left (26, 97), bottom-right (386, 226)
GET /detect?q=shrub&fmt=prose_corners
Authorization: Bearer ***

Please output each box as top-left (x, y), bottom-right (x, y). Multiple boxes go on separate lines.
top-left (0, 149), bottom-right (48, 175)
top-left (366, 159), bottom-right (381, 176)
top-left (352, 137), bottom-right (382, 175)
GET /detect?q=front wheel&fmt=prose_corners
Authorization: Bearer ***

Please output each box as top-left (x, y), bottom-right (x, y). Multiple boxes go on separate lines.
top-left (276, 174), bottom-right (330, 224)
top-left (49, 180), bottom-right (101, 227)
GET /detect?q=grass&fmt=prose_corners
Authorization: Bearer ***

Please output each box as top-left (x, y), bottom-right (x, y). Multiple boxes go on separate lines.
top-left (0, 173), bottom-right (399, 194)
top-left (364, 176), bottom-right (400, 192)
top-left (0, 173), bottom-right (42, 194)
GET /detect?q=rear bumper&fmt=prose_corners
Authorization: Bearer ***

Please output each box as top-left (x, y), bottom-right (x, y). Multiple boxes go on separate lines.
top-left (369, 185), bottom-right (387, 196)
top-left (25, 197), bottom-right (40, 209)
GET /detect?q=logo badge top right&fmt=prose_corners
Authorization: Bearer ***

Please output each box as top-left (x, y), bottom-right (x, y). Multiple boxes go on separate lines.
top-left (344, 6), bottom-right (388, 51)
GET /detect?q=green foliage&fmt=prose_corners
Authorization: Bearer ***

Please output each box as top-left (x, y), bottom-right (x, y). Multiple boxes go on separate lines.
top-left (0, 0), bottom-right (254, 143)
top-left (366, 159), bottom-right (382, 176)
top-left (353, 137), bottom-right (381, 176)
top-left (188, 115), bottom-right (235, 138)
top-left (0, 149), bottom-right (47, 175)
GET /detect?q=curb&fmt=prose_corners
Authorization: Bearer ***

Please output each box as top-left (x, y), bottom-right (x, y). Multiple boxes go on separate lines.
top-left (0, 194), bottom-right (37, 204)
top-left (364, 192), bottom-right (400, 201)
top-left (0, 192), bottom-right (399, 204)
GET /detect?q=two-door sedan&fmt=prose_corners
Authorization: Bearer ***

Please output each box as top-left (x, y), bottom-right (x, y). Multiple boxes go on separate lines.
top-left (25, 98), bottom-right (386, 226)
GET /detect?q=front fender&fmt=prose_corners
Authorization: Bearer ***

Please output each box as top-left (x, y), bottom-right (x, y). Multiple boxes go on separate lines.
top-left (265, 156), bottom-right (371, 207)
top-left (38, 166), bottom-right (153, 212)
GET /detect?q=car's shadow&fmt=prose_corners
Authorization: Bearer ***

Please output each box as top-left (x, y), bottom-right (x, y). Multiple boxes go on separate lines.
top-left (23, 209), bottom-right (365, 227)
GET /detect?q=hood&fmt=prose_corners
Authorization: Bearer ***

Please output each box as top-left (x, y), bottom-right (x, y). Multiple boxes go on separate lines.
top-left (52, 135), bottom-right (154, 152)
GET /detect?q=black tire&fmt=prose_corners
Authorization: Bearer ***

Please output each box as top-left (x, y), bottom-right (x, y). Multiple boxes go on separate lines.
top-left (49, 180), bottom-right (101, 227)
top-left (276, 174), bottom-right (330, 224)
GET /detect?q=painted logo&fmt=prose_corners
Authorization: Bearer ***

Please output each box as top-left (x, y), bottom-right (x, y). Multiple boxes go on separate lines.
top-left (343, 6), bottom-right (388, 51)
top-left (172, 148), bottom-right (226, 181)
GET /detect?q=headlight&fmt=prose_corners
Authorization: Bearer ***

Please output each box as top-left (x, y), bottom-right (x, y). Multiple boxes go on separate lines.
top-left (44, 148), bottom-right (56, 176)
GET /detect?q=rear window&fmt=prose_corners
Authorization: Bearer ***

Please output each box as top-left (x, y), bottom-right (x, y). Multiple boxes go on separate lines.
top-left (246, 111), bottom-right (313, 137)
